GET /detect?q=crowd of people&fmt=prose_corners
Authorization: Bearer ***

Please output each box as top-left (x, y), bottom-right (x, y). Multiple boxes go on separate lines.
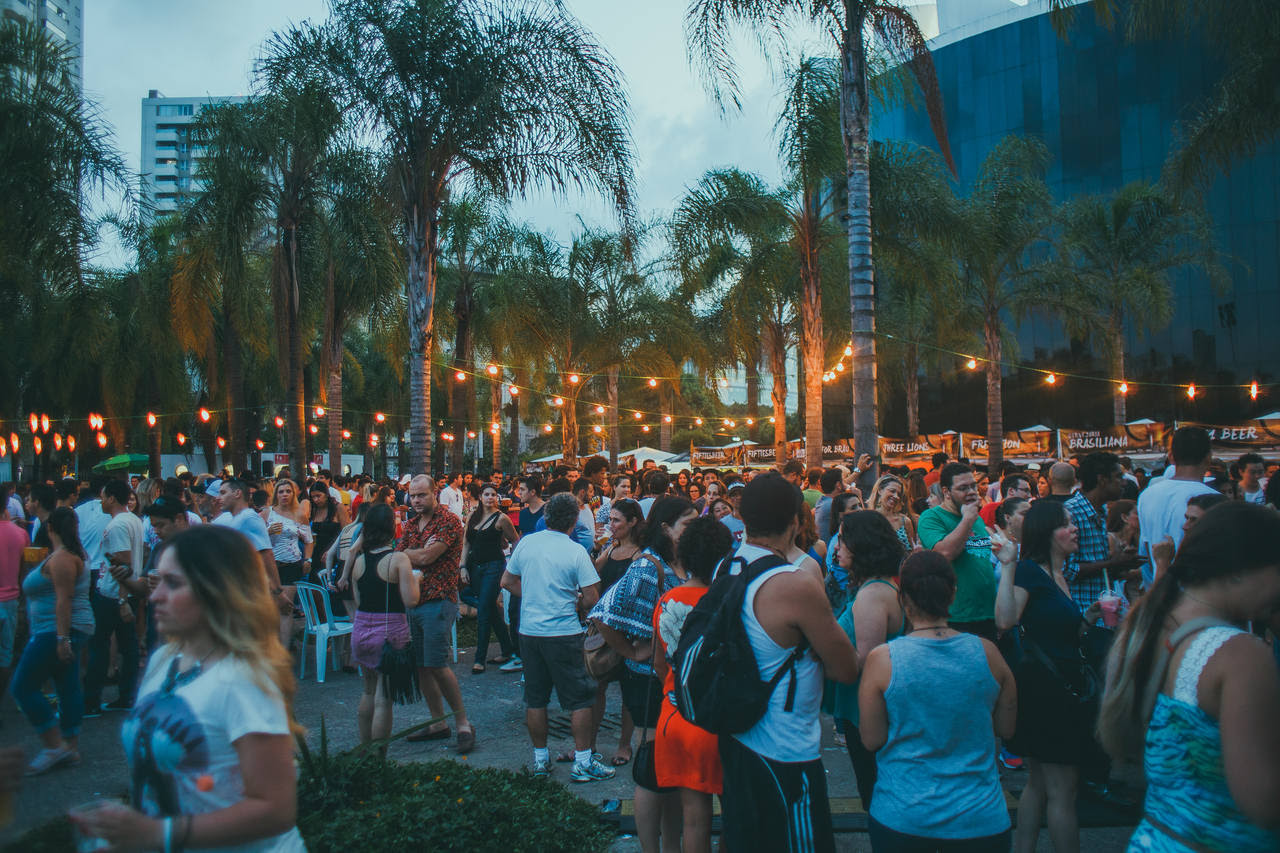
top-left (0, 423), bottom-right (1277, 852)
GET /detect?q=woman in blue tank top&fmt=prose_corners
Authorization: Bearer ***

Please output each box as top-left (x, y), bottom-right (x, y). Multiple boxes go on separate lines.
top-left (859, 550), bottom-right (1017, 851)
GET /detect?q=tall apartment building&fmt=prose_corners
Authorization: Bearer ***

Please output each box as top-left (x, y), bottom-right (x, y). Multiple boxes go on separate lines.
top-left (140, 90), bottom-right (246, 221)
top-left (2, 0), bottom-right (84, 87)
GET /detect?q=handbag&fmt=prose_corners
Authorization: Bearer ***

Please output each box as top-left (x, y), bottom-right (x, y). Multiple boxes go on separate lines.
top-left (1019, 630), bottom-right (1099, 706)
top-left (631, 558), bottom-right (669, 792)
top-left (373, 549), bottom-right (421, 706)
top-left (583, 623), bottom-right (624, 680)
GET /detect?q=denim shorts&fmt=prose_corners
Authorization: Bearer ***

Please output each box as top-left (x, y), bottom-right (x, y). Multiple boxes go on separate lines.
top-left (407, 599), bottom-right (458, 668)
top-left (0, 599), bottom-right (17, 668)
top-left (520, 633), bottom-right (594, 712)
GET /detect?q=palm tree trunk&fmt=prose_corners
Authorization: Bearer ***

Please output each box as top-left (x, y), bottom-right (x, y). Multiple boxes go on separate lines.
top-left (1110, 312), bottom-right (1127, 426)
top-left (147, 386), bottom-right (162, 478)
top-left (491, 375), bottom-right (501, 472)
top-left (659, 385), bottom-right (672, 453)
top-left (407, 197), bottom-right (438, 475)
top-left (224, 312), bottom-right (247, 477)
top-left (509, 368), bottom-right (522, 467)
top-left (984, 314), bottom-right (1004, 472)
top-left (800, 243), bottom-right (824, 467)
top-left (745, 349), bottom-right (760, 422)
top-left (841, 9), bottom-right (878, 475)
top-left (199, 397), bottom-right (217, 475)
top-left (449, 289), bottom-right (473, 473)
top-left (278, 225), bottom-right (307, 476)
top-left (327, 358), bottom-right (343, 476)
top-left (905, 343), bottom-right (920, 437)
top-left (561, 379), bottom-right (579, 462)
top-left (607, 367), bottom-right (620, 472)
top-left (767, 327), bottom-right (789, 465)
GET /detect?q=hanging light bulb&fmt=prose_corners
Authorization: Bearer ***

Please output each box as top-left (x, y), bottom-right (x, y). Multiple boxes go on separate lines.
top-left (88, 413), bottom-right (103, 430)
top-left (255, 439), bottom-right (265, 450)
top-left (1117, 381), bottom-right (1128, 395)
top-left (592, 425), bottom-right (602, 433)
top-left (835, 362), bottom-right (845, 372)
top-left (369, 434), bottom-right (380, 447)
top-left (486, 364), bottom-right (499, 377)
top-left (1250, 381), bottom-right (1259, 400)
top-left (442, 433), bottom-right (454, 442)
top-left (663, 415), bottom-right (672, 423)
top-left (28, 413), bottom-right (38, 433)
top-left (53, 433), bottom-right (63, 451)
top-left (844, 345), bottom-right (853, 357)
top-left (695, 418), bottom-right (703, 426)
top-left (40, 414), bottom-right (49, 434)
top-left (8, 434), bottom-right (17, 454)
top-left (595, 405), bottom-right (605, 415)
top-left (32, 437), bottom-right (42, 455)
top-left (215, 436), bottom-right (225, 448)
top-left (568, 373), bottom-right (580, 384)
top-left (647, 378), bottom-right (658, 388)
top-left (719, 378), bottom-right (729, 388)
top-left (727, 420), bottom-right (736, 428)
top-left (490, 422), bottom-right (500, 434)
top-left (342, 430), bottom-right (351, 439)
top-left (769, 416), bottom-right (777, 424)
top-left (466, 431), bottom-right (477, 439)
top-left (309, 424), bottom-right (319, 435)
top-left (745, 418), bottom-right (753, 425)
top-left (507, 385), bottom-right (519, 397)
top-left (455, 371), bottom-right (466, 382)
top-left (146, 412), bottom-right (157, 428)
top-left (552, 397), bottom-right (564, 407)
top-left (1186, 384), bottom-right (1196, 400)
top-left (0, 443), bottom-right (6, 459)
top-left (966, 358), bottom-right (978, 370)
top-left (94, 432), bottom-right (107, 448)
top-left (67, 435), bottom-right (76, 452)
top-left (1045, 373), bottom-right (1057, 385)
top-left (176, 432), bottom-right (187, 446)
top-left (642, 425), bottom-right (650, 433)
top-left (543, 424), bottom-right (553, 433)
top-left (633, 411), bottom-right (643, 420)
top-left (199, 408), bottom-right (211, 422)
top-left (314, 406), bottom-right (325, 418)
top-left (274, 415), bottom-right (285, 428)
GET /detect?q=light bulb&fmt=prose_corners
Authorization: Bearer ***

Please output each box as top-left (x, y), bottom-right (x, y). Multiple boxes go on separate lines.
top-left (663, 415), bottom-right (672, 423)
top-left (568, 373), bottom-right (580, 384)
top-left (1186, 384), bottom-right (1196, 399)
top-left (96, 432), bottom-right (108, 448)
top-left (215, 436), bottom-right (225, 449)
top-left (647, 378), bottom-right (657, 388)
top-left (274, 416), bottom-right (285, 428)
top-left (593, 425), bottom-right (602, 433)
top-left (508, 385), bottom-right (519, 396)
top-left (633, 411), bottom-right (642, 420)
top-left (844, 345), bottom-right (853, 357)
top-left (314, 406), bottom-right (325, 418)
top-left (255, 439), bottom-right (265, 449)
top-left (1250, 381), bottom-right (1259, 400)
top-left (455, 371), bottom-right (466, 382)
top-left (28, 413), bottom-right (37, 433)
top-left (342, 430), bottom-right (351, 439)
top-left (375, 412), bottom-right (386, 423)
top-left (1045, 373), bottom-right (1057, 385)
top-left (1118, 382), bottom-right (1128, 395)
top-left (309, 424), bottom-right (318, 435)
top-left (40, 414), bottom-right (49, 433)
top-left (543, 424), bottom-right (553, 433)
top-left (966, 358), bottom-right (977, 370)
top-left (596, 405), bottom-right (605, 414)
top-left (487, 364), bottom-right (499, 376)
top-left (695, 418), bottom-right (703, 426)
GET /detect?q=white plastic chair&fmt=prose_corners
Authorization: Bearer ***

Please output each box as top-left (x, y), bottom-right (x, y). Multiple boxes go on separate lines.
top-left (296, 581), bottom-right (354, 682)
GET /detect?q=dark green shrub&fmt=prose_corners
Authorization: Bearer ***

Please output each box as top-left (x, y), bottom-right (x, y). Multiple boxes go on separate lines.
top-left (1, 815), bottom-right (72, 853)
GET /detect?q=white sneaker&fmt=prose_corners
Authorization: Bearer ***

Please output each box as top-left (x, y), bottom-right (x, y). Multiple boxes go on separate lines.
top-left (532, 757), bottom-right (552, 777)
top-left (570, 755), bottom-right (616, 783)
top-left (499, 657), bottom-right (523, 673)
top-left (25, 746), bottom-right (77, 776)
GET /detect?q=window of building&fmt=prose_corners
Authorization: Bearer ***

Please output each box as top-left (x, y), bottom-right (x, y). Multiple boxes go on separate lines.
top-left (45, 0), bottom-right (68, 20)
top-left (155, 140), bottom-right (177, 149)
top-left (43, 19), bottom-right (66, 40)
top-left (154, 158), bottom-right (177, 166)
top-left (155, 104), bottom-right (194, 117)
top-left (155, 175), bottom-right (177, 183)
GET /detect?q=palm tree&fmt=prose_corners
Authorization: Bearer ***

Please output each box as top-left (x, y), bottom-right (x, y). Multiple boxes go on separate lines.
top-left (671, 169), bottom-right (796, 462)
top-left (952, 136), bottom-right (1054, 471)
top-left (1052, 182), bottom-right (1224, 424)
top-left (316, 0), bottom-right (634, 474)
top-left (686, 0), bottom-right (954, 471)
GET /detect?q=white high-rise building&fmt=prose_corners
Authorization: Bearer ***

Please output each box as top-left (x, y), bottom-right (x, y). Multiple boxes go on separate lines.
top-left (2, 0), bottom-right (84, 88)
top-left (140, 90), bottom-right (246, 221)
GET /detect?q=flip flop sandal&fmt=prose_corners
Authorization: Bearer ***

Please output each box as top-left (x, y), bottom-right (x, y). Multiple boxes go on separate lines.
top-left (406, 726), bottom-right (451, 743)
top-left (471, 664), bottom-right (486, 674)
top-left (456, 726), bottom-right (476, 754)
top-left (487, 656), bottom-right (511, 665)
top-left (612, 749), bottom-right (633, 767)
top-left (555, 751), bottom-right (576, 763)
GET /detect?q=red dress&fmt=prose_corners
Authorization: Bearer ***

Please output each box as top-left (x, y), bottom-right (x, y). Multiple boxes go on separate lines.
top-left (652, 585), bottom-right (723, 794)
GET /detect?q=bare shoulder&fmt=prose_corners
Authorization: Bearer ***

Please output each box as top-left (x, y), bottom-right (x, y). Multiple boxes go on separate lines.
top-left (863, 643), bottom-right (893, 685)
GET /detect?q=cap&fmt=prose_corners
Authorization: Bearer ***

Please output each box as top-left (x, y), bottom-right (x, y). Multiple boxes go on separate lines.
top-left (399, 474), bottom-right (412, 485)
top-left (1025, 463), bottom-right (1041, 472)
top-left (204, 478), bottom-right (223, 497)
top-left (727, 481), bottom-right (746, 493)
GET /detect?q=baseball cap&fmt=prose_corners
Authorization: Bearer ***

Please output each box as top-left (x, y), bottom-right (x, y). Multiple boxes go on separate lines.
top-left (727, 481), bottom-right (746, 493)
top-left (204, 478), bottom-right (223, 497)
top-left (399, 474), bottom-right (412, 485)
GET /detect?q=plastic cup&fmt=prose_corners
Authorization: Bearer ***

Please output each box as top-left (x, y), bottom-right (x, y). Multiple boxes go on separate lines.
top-left (68, 800), bottom-right (113, 852)
top-left (1098, 591), bottom-right (1121, 628)
top-left (21, 546), bottom-right (47, 568)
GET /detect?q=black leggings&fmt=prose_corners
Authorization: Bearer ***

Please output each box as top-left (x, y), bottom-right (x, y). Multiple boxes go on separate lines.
top-left (868, 816), bottom-right (1010, 852)
top-left (839, 718), bottom-right (877, 808)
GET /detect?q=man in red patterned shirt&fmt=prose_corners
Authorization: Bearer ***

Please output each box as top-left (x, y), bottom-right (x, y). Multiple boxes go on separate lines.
top-left (398, 474), bottom-right (475, 752)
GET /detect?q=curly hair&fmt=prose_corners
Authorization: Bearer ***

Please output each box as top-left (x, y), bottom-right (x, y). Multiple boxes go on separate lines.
top-left (677, 515), bottom-right (734, 584)
top-left (839, 510), bottom-right (907, 588)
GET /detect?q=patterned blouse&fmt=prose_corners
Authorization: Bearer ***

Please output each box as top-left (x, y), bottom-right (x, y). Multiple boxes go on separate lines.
top-left (589, 548), bottom-right (681, 677)
top-left (397, 507), bottom-right (463, 603)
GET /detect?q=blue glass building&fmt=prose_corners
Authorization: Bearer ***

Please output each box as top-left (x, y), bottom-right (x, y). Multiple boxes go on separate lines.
top-left (872, 0), bottom-right (1279, 428)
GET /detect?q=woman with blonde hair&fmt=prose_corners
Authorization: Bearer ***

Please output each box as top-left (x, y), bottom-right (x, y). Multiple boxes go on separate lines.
top-left (1097, 502), bottom-right (1280, 852)
top-left (261, 479), bottom-right (312, 646)
top-left (869, 474), bottom-right (917, 550)
top-left (71, 525), bottom-right (306, 851)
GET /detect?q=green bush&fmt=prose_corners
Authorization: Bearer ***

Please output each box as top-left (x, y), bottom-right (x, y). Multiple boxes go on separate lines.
top-left (1, 815), bottom-right (72, 853)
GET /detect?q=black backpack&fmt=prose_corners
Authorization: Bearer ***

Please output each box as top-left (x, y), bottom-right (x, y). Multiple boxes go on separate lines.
top-left (669, 552), bottom-right (809, 735)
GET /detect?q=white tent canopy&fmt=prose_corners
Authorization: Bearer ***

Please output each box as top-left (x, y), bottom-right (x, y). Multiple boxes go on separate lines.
top-left (526, 446), bottom-right (675, 468)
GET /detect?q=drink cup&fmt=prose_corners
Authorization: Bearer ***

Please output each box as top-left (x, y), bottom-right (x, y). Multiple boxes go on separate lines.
top-left (1098, 591), bottom-right (1121, 628)
top-left (68, 800), bottom-right (113, 852)
top-left (21, 546), bottom-right (47, 568)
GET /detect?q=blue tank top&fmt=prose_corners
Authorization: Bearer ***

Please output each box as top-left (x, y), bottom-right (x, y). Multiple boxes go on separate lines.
top-left (870, 633), bottom-right (1010, 840)
top-left (23, 556), bottom-right (94, 636)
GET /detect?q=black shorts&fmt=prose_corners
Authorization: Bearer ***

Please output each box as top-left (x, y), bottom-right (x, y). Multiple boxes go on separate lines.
top-left (719, 735), bottom-right (835, 853)
top-left (520, 633), bottom-right (595, 712)
top-left (620, 666), bottom-right (664, 728)
top-left (277, 560), bottom-right (306, 586)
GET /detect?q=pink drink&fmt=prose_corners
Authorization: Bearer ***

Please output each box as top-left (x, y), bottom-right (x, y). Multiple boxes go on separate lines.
top-left (1098, 592), bottom-right (1121, 628)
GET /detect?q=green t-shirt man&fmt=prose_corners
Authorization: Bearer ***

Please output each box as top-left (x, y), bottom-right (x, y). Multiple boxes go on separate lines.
top-left (917, 497), bottom-right (996, 624)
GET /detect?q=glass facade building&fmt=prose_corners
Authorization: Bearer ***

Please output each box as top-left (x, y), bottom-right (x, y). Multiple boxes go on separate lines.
top-left (873, 2), bottom-right (1279, 425)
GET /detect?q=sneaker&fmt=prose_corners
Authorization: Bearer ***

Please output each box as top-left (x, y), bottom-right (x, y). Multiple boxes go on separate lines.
top-left (81, 704), bottom-right (103, 719)
top-left (570, 756), bottom-right (616, 783)
top-left (25, 747), bottom-right (77, 776)
top-left (998, 747), bottom-right (1024, 771)
top-left (102, 699), bottom-right (132, 713)
top-left (532, 758), bottom-right (552, 778)
top-left (499, 657), bottom-right (523, 673)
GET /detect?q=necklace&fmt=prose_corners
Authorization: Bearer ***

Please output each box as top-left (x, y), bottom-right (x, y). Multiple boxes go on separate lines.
top-left (909, 624), bottom-right (951, 636)
top-left (1180, 586), bottom-right (1215, 610)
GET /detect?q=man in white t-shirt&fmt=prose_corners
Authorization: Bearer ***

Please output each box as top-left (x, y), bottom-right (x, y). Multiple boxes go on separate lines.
top-left (85, 479), bottom-right (147, 714)
top-left (501, 493), bottom-right (607, 781)
top-left (1238, 452), bottom-right (1268, 504)
top-left (1137, 427), bottom-right (1216, 585)
top-left (212, 480), bottom-right (285, 610)
top-left (439, 472), bottom-right (465, 519)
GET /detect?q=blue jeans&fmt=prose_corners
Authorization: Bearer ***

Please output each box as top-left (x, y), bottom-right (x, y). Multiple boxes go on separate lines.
top-left (84, 588), bottom-right (139, 708)
top-left (12, 630), bottom-right (88, 737)
top-left (469, 559), bottom-right (513, 662)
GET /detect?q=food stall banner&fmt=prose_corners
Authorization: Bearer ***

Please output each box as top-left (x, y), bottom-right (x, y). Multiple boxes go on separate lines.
top-left (878, 433), bottom-right (960, 463)
top-left (960, 430), bottom-right (1055, 459)
top-left (1176, 421), bottom-right (1280, 453)
top-left (1058, 422), bottom-right (1168, 455)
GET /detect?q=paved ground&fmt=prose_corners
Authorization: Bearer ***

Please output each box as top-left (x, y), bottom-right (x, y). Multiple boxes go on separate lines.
top-left (0, 630), bottom-right (1140, 851)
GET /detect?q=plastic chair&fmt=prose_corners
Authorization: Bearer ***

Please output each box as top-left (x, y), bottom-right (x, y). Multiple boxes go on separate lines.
top-left (296, 582), bottom-right (354, 682)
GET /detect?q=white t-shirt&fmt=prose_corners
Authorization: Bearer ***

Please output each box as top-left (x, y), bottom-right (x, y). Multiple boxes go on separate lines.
top-left (439, 486), bottom-right (465, 519)
top-left (1137, 476), bottom-right (1216, 584)
top-left (505, 529), bottom-right (600, 637)
top-left (577, 505), bottom-right (596, 539)
top-left (6, 495), bottom-right (24, 521)
top-left (122, 649), bottom-right (305, 852)
top-left (638, 497), bottom-right (656, 518)
top-left (76, 500), bottom-right (110, 573)
top-left (143, 512), bottom-right (203, 549)
top-left (99, 511), bottom-right (145, 598)
top-left (1243, 485), bottom-right (1267, 505)
top-left (212, 509), bottom-right (273, 552)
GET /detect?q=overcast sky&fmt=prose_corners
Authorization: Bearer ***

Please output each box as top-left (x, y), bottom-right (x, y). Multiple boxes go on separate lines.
top-left (84, 0), bottom-right (825, 264)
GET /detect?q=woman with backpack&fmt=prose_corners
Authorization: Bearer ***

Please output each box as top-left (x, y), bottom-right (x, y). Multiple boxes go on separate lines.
top-left (652, 515), bottom-right (735, 853)
top-left (859, 550), bottom-right (1017, 851)
top-left (590, 496), bottom-right (696, 853)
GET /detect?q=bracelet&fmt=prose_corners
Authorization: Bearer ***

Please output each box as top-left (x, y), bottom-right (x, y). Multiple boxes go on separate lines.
top-left (178, 814), bottom-right (193, 851)
top-left (56, 635), bottom-right (70, 643)
top-left (163, 817), bottom-right (173, 853)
